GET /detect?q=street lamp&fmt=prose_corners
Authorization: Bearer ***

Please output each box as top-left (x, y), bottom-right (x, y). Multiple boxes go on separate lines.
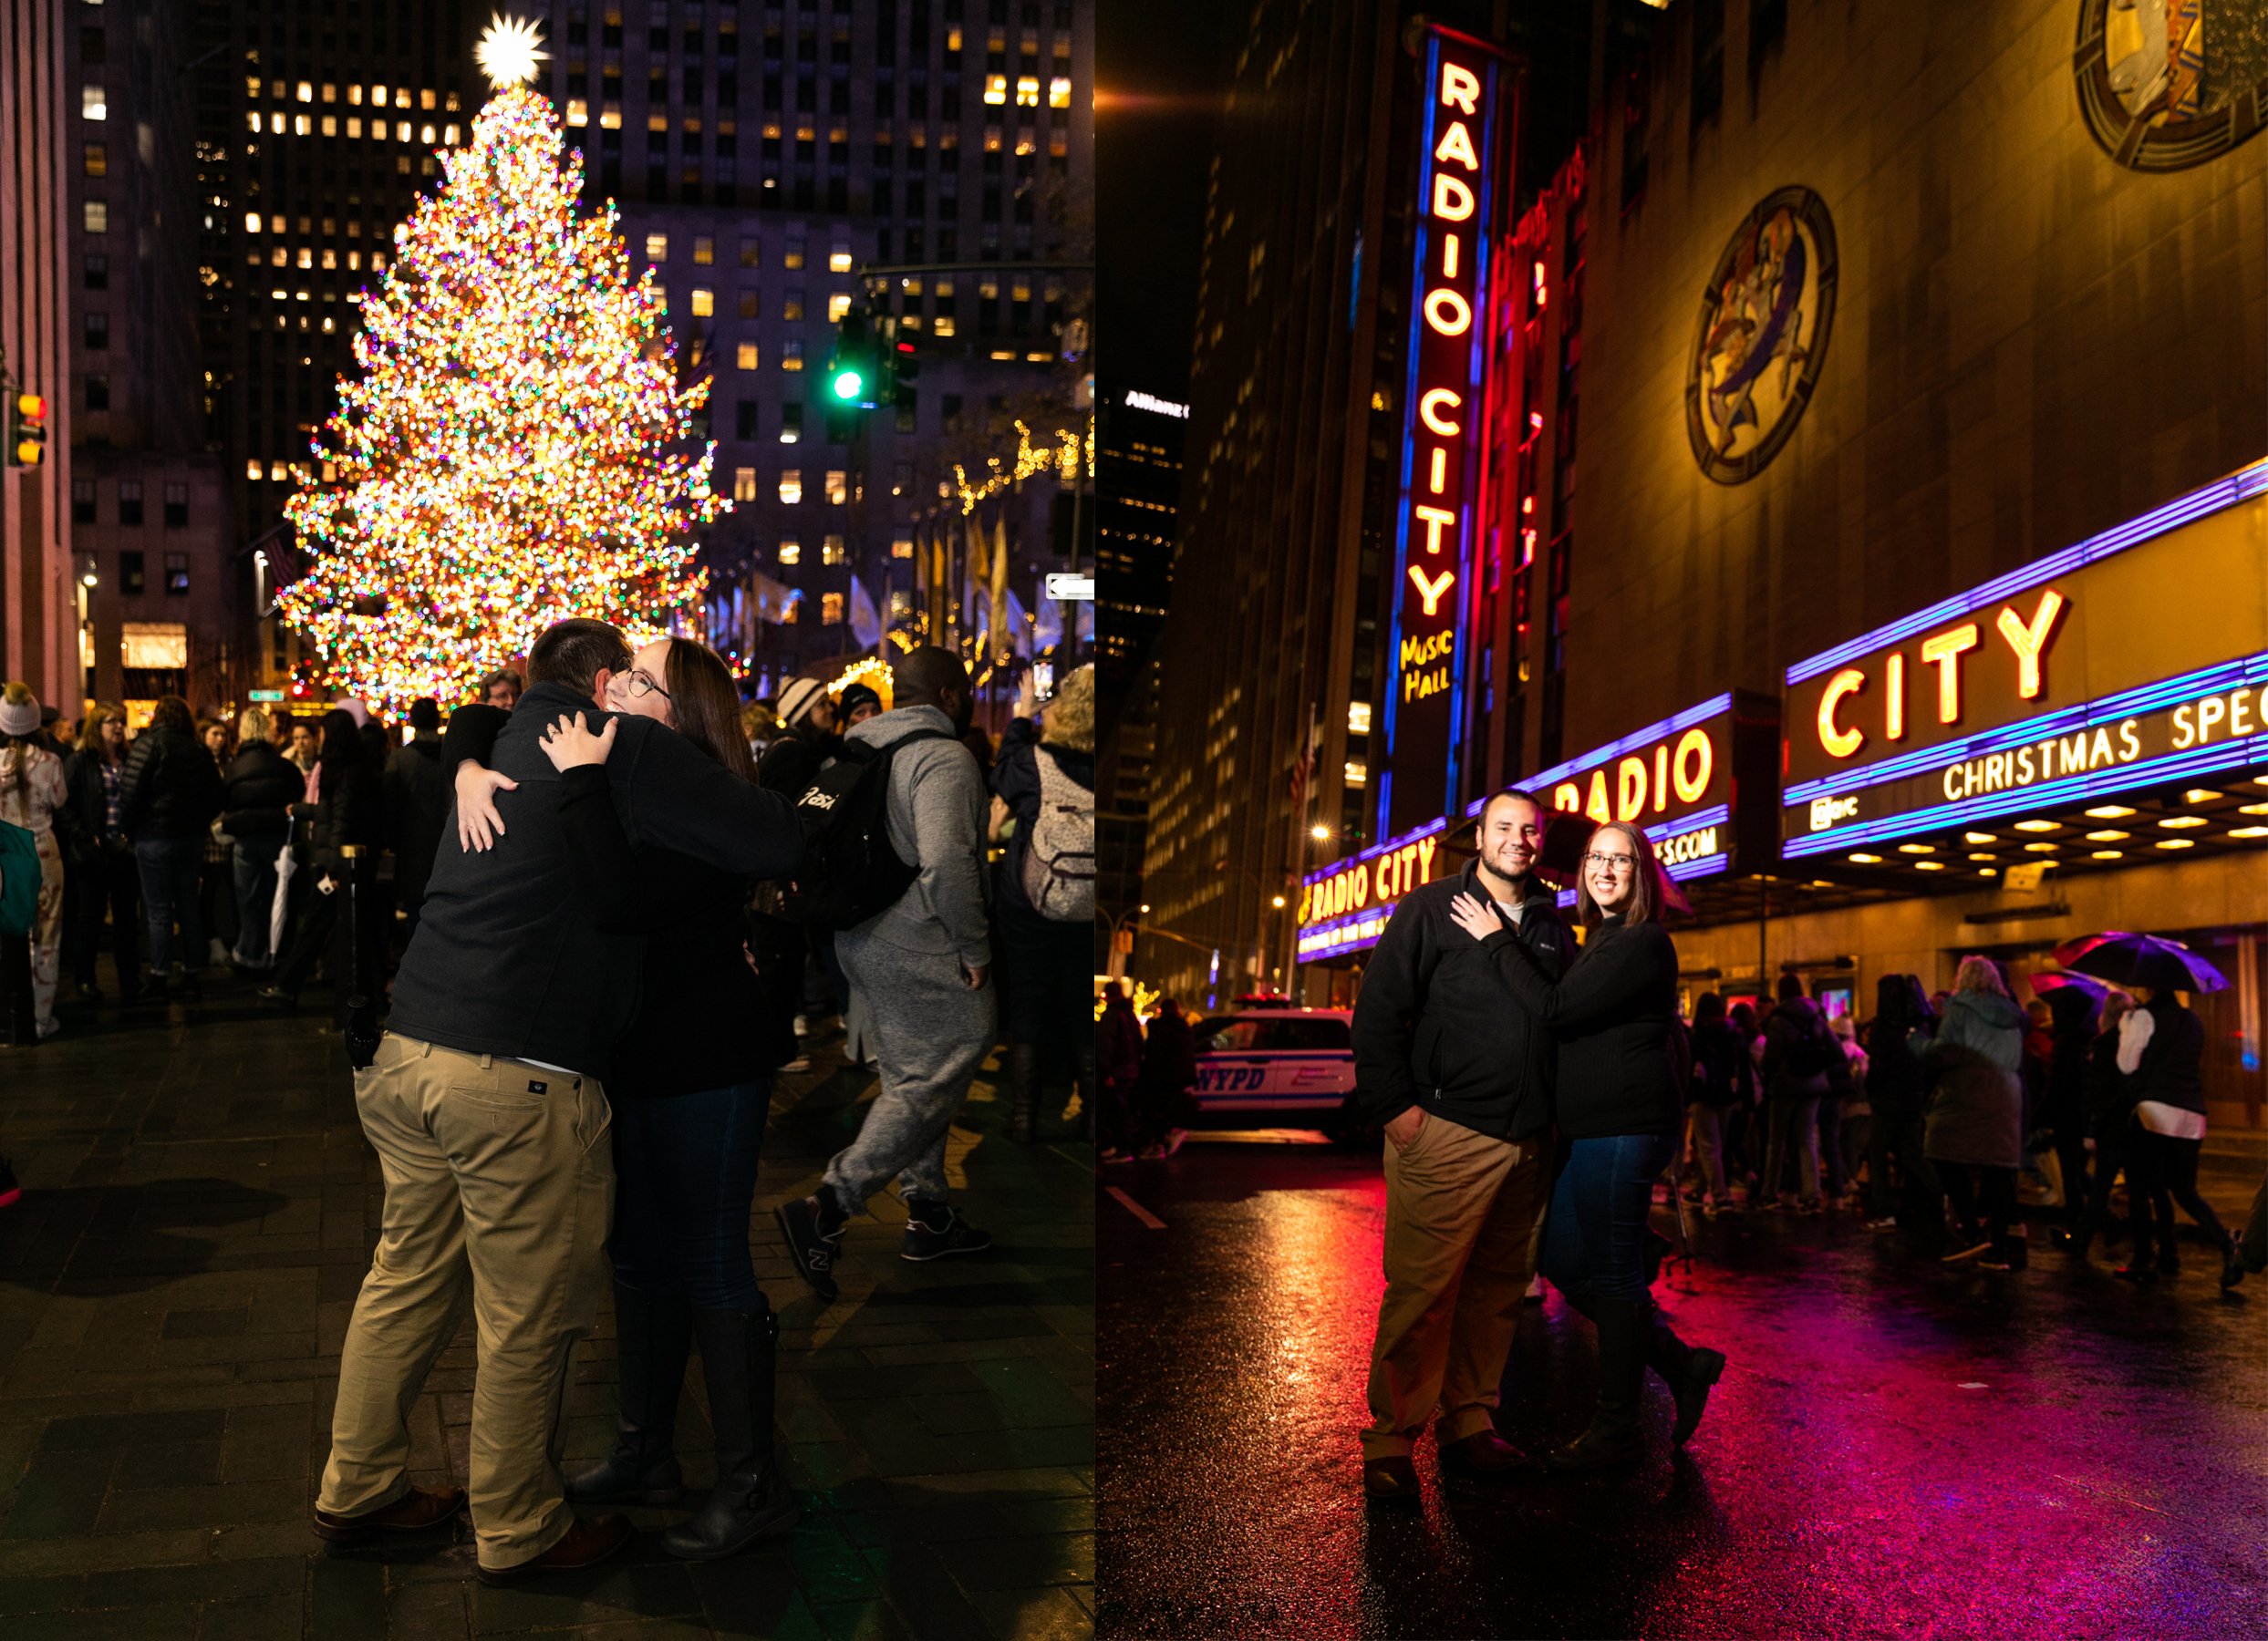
top-left (1310, 823), bottom-right (1332, 841)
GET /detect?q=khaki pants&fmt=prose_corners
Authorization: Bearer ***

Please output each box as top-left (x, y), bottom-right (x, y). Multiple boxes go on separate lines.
top-left (318, 1035), bottom-right (614, 1570)
top-left (1362, 1113), bottom-right (1551, 1460)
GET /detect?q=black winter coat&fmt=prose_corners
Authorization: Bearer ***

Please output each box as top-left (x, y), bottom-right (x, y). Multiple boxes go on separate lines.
top-left (384, 737), bottom-right (451, 910)
top-left (224, 741), bottom-right (302, 841)
top-left (1477, 913), bottom-right (1684, 1140)
top-left (299, 755), bottom-right (379, 877)
top-left (1351, 862), bottom-right (1575, 1141)
top-left (1689, 1018), bottom-right (1754, 1109)
top-left (60, 748), bottom-right (126, 861)
top-left (119, 725), bottom-right (223, 841)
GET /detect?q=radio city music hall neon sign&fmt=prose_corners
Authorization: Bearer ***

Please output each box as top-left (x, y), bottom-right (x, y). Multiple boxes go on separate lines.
top-left (1550, 726), bottom-right (1715, 824)
top-left (1379, 31), bottom-right (1501, 839)
top-left (1812, 589), bottom-right (2067, 759)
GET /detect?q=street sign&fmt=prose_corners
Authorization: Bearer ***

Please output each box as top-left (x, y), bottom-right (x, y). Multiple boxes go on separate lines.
top-left (1045, 573), bottom-right (1093, 601)
top-left (248, 689), bottom-right (285, 702)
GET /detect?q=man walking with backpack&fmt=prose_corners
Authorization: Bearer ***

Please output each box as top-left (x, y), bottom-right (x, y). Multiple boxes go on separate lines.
top-left (777, 647), bottom-right (997, 1302)
top-left (991, 664), bottom-right (1095, 1142)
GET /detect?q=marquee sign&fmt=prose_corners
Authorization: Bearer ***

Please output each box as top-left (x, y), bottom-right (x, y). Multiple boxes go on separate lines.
top-left (1784, 459), bottom-right (2268, 856)
top-left (1377, 27), bottom-right (1508, 840)
top-left (1470, 690), bottom-right (1780, 884)
top-left (1295, 818), bottom-right (1451, 962)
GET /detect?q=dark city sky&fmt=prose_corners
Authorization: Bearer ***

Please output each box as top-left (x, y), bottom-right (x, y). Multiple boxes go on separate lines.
top-left (1096, 0), bottom-right (1236, 400)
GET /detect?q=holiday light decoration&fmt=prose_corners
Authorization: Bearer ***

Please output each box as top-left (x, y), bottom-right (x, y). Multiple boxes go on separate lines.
top-left (951, 418), bottom-right (1090, 516)
top-left (277, 67), bottom-right (722, 716)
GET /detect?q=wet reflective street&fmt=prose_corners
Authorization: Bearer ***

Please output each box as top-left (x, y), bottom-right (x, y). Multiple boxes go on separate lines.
top-left (1096, 1134), bottom-right (2266, 1639)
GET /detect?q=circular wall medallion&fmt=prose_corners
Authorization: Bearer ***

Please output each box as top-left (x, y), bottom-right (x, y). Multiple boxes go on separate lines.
top-left (2074, 0), bottom-right (2268, 172)
top-left (1685, 187), bottom-right (1838, 487)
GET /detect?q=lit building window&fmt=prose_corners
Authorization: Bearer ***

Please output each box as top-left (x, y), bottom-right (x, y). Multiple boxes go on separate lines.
top-left (347, 85), bottom-right (362, 105)
top-left (984, 74), bottom-right (1006, 105)
top-left (296, 247), bottom-right (312, 268)
top-left (824, 470), bottom-right (847, 505)
top-left (646, 232), bottom-right (668, 261)
top-left (270, 460), bottom-right (287, 481)
top-left (84, 200), bottom-right (106, 232)
top-left (444, 123), bottom-right (458, 144)
top-left (82, 84), bottom-right (107, 121)
top-left (934, 316), bottom-right (956, 338)
top-left (778, 536), bottom-right (802, 563)
top-left (321, 115), bottom-right (337, 135)
top-left (690, 287), bottom-right (713, 316)
top-left (648, 112), bottom-right (668, 133)
top-left (732, 466), bottom-right (758, 501)
top-left (781, 340), bottom-right (803, 371)
top-left (693, 235), bottom-right (714, 265)
top-left (1016, 76), bottom-right (1041, 107)
top-left (601, 105), bottom-right (622, 129)
top-left (322, 83), bottom-right (337, 103)
top-left (269, 111), bottom-right (284, 133)
top-left (821, 593), bottom-right (844, 625)
top-left (736, 342), bottom-right (760, 370)
top-left (779, 470), bottom-right (803, 505)
top-left (891, 537), bottom-right (915, 560)
top-left (822, 534), bottom-right (846, 565)
top-left (397, 120), bottom-right (411, 141)
top-left (322, 249), bottom-right (336, 269)
top-left (245, 459), bottom-right (264, 480)
top-left (244, 211), bottom-right (263, 233)
top-left (245, 112), bottom-right (261, 133)
top-left (779, 405), bottom-right (802, 444)
top-left (347, 117), bottom-right (361, 137)
top-left (829, 243), bottom-right (853, 274)
top-left (826, 292), bottom-right (851, 323)
top-left (566, 98), bottom-right (588, 126)
top-left (1344, 760), bottom-right (1368, 787)
top-left (782, 291), bottom-right (803, 321)
top-left (1049, 76), bottom-right (1072, 108)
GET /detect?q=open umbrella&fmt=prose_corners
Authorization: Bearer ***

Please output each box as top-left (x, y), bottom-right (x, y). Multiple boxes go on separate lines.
top-left (2051, 931), bottom-right (2230, 996)
top-left (2028, 968), bottom-right (2111, 999)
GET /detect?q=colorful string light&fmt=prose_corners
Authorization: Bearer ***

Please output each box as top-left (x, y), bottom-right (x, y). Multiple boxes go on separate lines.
top-left (951, 419), bottom-right (1090, 516)
top-left (277, 82), bottom-right (724, 717)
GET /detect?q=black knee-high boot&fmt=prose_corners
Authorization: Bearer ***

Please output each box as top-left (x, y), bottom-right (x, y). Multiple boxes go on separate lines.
top-left (663, 1306), bottom-right (800, 1559)
top-left (566, 1282), bottom-right (690, 1504)
top-left (1548, 1296), bottom-right (1648, 1471)
top-left (1646, 1303), bottom-right (1726, 1447)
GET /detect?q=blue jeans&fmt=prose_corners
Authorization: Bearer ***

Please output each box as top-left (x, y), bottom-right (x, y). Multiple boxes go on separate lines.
top-left (133, 836), bottom-right (205, 975)
top-left (231, 835), bottom-right (286, 969)
top-left (606, 1081), bottom-right (771, 1310)
top-left (1541, 1133), bottom-right (1678, 1306)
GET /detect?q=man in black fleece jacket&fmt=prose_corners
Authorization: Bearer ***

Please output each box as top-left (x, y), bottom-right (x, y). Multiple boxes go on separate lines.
top-left (1350, 790), bottom-right (1574, 1500)
top-left (314, 621), bottom-right (802, 1585)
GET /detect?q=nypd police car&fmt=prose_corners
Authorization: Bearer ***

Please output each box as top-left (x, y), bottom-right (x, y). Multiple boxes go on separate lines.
top-left (1187, 1001), bottom-right (1361, 1134)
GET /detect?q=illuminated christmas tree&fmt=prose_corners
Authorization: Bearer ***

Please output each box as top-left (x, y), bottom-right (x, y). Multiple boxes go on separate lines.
top-left (278, 18), bottom-right (722, 715)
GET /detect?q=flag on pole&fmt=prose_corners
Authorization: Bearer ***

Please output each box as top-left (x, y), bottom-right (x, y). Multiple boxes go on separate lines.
top-left (848, 575), bottom-right (881, 648)
top-left (1033, 590), bottom-right (1063, 653)
top-left (989, 512), bottom-right (1010, 663)
top-left (751, 572), bottom-right (799, 625)
top-left (1005, 587), bottom-right (1030, 656)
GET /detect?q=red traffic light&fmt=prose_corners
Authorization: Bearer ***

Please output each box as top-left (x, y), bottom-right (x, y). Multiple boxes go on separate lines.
top-left (8, 391), bottom-right (47, 466)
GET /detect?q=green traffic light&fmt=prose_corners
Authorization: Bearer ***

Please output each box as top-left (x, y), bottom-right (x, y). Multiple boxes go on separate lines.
top-left (832, 367), bottom-right (865, 401)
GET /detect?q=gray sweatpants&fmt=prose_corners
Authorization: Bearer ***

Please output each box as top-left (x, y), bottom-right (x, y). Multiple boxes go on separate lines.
top-left (823, 930), bottom-right (997, 1213)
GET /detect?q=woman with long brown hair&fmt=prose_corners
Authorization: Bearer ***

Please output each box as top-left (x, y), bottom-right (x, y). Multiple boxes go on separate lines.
top-left (1445, 819), bottom-right (1728, 1469)
top-left (453, 634), bottom-right (797, 1562)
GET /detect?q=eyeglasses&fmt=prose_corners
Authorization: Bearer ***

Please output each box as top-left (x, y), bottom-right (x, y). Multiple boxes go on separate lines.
top-left (1583, 851), bottom-right (1637, 872)
top-left (627, 668), bottom-right (671, 701)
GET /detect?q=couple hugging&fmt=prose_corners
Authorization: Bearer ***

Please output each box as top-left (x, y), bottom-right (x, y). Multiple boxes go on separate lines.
top-left (1351, 790), bottom-right (1728, 1497)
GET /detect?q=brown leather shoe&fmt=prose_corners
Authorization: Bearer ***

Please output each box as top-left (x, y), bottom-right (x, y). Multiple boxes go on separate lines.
top-left (1440, 1429), bottom-right (1534, 1476)
top-left (476, 1514), bottom-right (634, 1585)
top-left (312, 1483), bottom-right (467, 1544)
top-left (1362, 1454), bottom-right (1421, 1502)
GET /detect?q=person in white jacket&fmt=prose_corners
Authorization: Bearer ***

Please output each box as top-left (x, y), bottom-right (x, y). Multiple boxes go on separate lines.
top-left (1, 684), bottom-right (76, 1039)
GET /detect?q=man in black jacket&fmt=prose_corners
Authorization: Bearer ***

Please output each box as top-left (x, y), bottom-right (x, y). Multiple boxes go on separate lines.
top-left (314, 621), bottom-right (803, 1584)
top-left (384, 698), bottom-right (451, 938)
top-left (1351, 789), bottom-right (1573, 1501)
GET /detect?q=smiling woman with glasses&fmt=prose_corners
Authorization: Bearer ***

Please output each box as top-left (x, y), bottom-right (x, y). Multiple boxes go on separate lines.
top-left (1444, 819), bottom-right (1728, 1471)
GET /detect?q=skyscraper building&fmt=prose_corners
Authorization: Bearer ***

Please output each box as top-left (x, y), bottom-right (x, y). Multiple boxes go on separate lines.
top-left (2, 0), bottom-right (78, 705)
top-left (67, 0), bottom-right (235, 712)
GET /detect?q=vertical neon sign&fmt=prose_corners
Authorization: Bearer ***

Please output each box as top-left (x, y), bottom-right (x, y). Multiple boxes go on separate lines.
top-left (1378, 29), bottom-right (1505, 841)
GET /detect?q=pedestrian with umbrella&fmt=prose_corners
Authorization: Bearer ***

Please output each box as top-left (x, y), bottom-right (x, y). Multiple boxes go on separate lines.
top-left (2059, 932), bottom-right (2245, 1290)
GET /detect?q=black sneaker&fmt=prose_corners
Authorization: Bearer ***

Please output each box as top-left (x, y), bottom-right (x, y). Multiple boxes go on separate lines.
top-left (775, 1194), bottom-right (845, 1302)
top-left (902, 1200), bottom-right (992, 1263)
top-left (0, 1156), bottom-right (19, 1211)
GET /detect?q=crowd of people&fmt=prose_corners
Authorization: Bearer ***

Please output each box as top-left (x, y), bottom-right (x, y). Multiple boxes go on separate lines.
top-left (1672, 959), bottom-right (2251, 1287)
top-left (0, 631), bottom-right (1098, 1584)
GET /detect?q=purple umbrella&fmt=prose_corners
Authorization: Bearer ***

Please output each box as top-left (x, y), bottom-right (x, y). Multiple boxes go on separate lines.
top-left (2052, 931), bottom-right (2231, 996)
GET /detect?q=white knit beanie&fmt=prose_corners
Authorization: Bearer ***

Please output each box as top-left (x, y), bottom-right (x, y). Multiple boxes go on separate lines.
top-left (0, 691), bottom-right (39, 738)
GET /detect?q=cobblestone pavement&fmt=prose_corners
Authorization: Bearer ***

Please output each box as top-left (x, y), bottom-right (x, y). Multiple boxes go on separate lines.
top-left (0, 973), bottom-right (1094, 1639)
